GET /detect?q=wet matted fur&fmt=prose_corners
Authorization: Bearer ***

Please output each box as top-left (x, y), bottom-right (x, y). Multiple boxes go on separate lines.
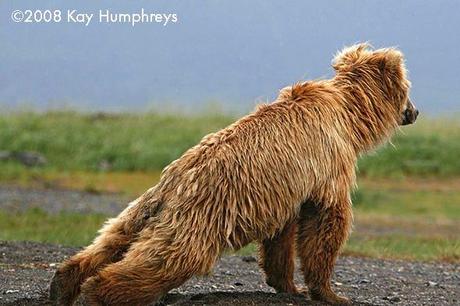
top-left (50, 43), bottom-right (418, 306)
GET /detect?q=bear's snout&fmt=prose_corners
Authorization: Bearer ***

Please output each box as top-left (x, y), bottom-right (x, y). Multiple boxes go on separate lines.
top-left (401, 108), bottom-right (419, 125)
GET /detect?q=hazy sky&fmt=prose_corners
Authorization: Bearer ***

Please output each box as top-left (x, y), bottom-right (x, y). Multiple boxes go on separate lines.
top-left (1, 0), bottom-right (459, 114)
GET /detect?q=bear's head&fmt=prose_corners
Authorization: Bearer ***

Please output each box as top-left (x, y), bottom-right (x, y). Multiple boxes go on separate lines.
top-left (333, 43), bottom-right (419, 126)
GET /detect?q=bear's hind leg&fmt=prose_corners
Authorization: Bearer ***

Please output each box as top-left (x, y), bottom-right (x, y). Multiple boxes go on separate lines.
top-left (80, 226), bottom-right (219, 305)
top-left (50, 194), bottom-right (164, 305)
top-left (259, 221), bottom-right (298, 293)
top-left (49, 216), bottom-right (133, 305)
top-left (297, 199), bottom-right (352, 305)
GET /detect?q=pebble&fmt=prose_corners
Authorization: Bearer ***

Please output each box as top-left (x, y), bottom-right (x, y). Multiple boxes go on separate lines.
top-left (5, 290), bottom-right (20, 294)
top-left (241, 256), bottom-right (257, 263)
top-left (383, 295), bottom-right (400, 302)
top-left (358, 278), bottom-right (371, 284)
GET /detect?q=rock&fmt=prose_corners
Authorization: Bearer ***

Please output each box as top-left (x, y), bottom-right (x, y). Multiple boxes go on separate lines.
top-left (241, 256), bottom-right (257, 263)
top-left (358, 278), bottom-right (371, 284)
top-left (12, 151), bottom-right (47, 167)
top-left (427, 281), bottom-right (438, 287)
top-left (98, 159), bottom-right (112, 171)
top-left (0, 151), bottom-right (12, 160)
top-left (0, 151), bottom-right (47, 167)
top-left (5, 290), bottom-right (20, 294)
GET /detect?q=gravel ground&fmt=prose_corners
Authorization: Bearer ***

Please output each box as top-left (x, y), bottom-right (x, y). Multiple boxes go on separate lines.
top-left (0, 185), bottom-right (130, 215)
top-left (0, 185), bottom-right (459, 305)
top-left (0, 241), bottom-right (458, 306)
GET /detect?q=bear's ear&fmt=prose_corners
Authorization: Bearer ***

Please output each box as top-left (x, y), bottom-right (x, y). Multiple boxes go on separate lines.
top-left (332, 43), bottom-right (372, 72)
top-left (378, 48), bottom-right (404, 73)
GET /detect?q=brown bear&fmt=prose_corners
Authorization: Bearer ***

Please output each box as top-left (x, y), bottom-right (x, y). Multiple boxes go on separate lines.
top-left (49, 43), bottom-right (418, 306)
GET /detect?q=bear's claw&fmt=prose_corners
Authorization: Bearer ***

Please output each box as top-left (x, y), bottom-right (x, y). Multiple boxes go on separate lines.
top-left (309, 287), bottom-right (352, 305)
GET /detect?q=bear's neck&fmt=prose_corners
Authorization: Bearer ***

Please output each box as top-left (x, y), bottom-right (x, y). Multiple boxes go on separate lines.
top-left (332, 78), bottom-right (399, 154)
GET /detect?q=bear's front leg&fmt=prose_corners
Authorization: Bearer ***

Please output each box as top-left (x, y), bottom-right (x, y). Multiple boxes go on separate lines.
top-left (297, 199), bottom-right (352, 305)
top-left (259, 221), bottom-right (298, 293)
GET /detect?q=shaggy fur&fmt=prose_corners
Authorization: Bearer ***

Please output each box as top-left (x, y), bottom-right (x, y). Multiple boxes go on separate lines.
top-left (50, 43), bottom-right (417, 306)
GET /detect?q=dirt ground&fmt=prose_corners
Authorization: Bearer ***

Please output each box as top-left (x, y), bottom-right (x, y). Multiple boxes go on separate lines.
top-left (0, 241), bottom-right (458, 306)
top-left (0, 185), bottom-right (459, 305)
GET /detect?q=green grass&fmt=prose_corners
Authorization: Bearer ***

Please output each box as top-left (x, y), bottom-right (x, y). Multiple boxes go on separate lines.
top-left (0, 111), bottom-right (233, 173)
top-left (343, 179), bottom-right (460, 261)
top-left (238, 237), bottom-right (460, 262)
top-left (358, 118), bottom-right (460, 177)
top-left (0, 208), bottom-right (106, 246)
top-left (0, 112), bottom-right (459, 177)
top-left (352, 187), bottom-right (460, 220)
top-left (345, 235), bottom-right (460, 262)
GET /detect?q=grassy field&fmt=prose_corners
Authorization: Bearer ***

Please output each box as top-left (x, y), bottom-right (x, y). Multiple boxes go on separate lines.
top-left (0, 208), bottom-right (106, 246)
top-left (0, 111), bottom-right (459, 262)
top-left (0, 111), bottom-right (234, 174)
top-left (0, 111), bottom-right (459, 177)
